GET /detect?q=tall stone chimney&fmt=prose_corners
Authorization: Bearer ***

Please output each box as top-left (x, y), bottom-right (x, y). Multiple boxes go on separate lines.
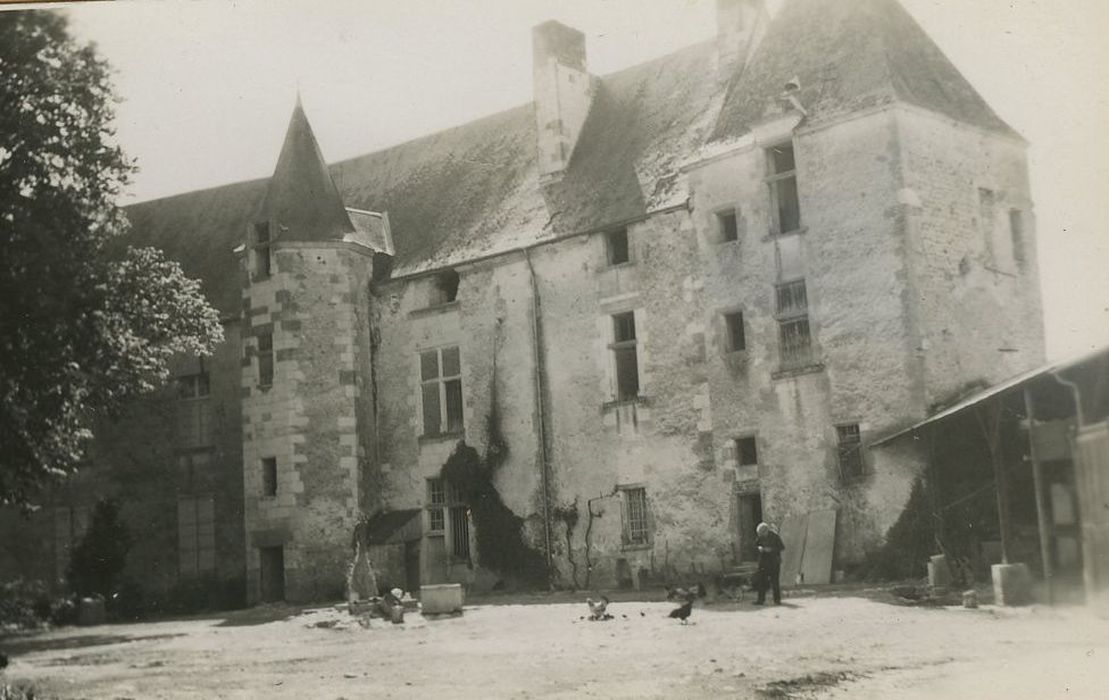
top-left (533, 20), bottom-right (595, 182)
top-left (716, 0), bottom-right (768, 83)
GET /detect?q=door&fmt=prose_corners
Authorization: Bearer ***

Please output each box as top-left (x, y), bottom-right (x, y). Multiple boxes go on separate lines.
top-left (737, 492), bottom-right (763, 562)
top-left (259, 546), bottom-right (285, 603)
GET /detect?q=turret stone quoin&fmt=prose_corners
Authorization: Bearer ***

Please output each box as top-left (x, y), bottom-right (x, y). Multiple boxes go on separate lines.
top-left (0, 0), bottom-right (1042, 605)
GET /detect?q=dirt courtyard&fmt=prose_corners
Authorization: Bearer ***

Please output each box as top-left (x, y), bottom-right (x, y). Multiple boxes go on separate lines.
top-left (3, 592), bottom-right (1108, 699)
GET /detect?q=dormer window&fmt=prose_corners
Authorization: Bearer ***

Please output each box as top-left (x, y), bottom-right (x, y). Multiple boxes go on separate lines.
top-left (605, 228), bottom-right (630, 266)
top-left (252, 222), bottom-right (272, 279)
top-left (429, 269), bottom-right (460, 306)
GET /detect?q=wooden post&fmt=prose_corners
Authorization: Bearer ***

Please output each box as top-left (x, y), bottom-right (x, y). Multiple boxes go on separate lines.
top-left (976, 400), bottom-right (1013, 564)
top-left (1024, 387), bottom-right (1054, 603)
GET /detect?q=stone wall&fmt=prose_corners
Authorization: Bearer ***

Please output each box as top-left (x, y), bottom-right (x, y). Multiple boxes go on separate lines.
top-left (896, 105), bottom-right (1045, 407)
top-left (241, 242), bottom-right (374, 603)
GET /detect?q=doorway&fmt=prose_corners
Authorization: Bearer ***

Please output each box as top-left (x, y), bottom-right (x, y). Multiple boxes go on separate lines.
top-left (404, 540), bottom-right (421, 593)
top-left (259, 546), bottom-right (285, 602)
top-left (738, 492), bottom-right (763, 562)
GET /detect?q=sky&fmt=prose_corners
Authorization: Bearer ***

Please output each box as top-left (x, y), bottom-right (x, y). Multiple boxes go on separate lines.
top-left (26, 0), bottom-right (1109, 359)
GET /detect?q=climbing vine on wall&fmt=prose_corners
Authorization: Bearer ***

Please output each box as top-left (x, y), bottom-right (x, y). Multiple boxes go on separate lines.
top-left (439, 380), bottom-right (548, 586)
top-left (552, 500), bottom-right (580, 590)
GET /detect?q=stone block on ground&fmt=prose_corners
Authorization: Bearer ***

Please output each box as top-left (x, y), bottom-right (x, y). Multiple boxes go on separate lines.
top-left (421, 583), bottom-right (464, 615)
top-left (928, 554), bottom-right (952, 588)
top-left (78, 597), bottom-right (106, 626)
top-left (992, 563), bottom-right (1034, 606)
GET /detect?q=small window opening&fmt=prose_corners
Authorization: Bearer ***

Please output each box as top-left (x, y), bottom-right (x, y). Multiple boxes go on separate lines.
top-left (253, 222), bottom-right (272, 278)
top-left (611, 312), bottom-right (639, 401)
top-left (431, 269), bottom-right (460, 306)
top-left (775, 279), bottom-right (812, 369)
top-left (1009, 209), bottom-right (1025, 268)
top-left (736, 436), bottom-right (758, 466)
top-left (606, 228), bottom-right (630, 266)
top-left (262, 457), bottom-right (277, 497)
top-left (836, 424), bottom-right (864, 481)
top-left (257, 332), bottom-right (274, 386)
top-left (718, 209), bottom-right (739, 242)
top-left (724, 311), bottom-right (746, 352)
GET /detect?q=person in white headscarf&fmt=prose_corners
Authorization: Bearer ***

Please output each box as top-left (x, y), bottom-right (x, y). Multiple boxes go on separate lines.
top-left (754, 522), bottom-right (785, 605)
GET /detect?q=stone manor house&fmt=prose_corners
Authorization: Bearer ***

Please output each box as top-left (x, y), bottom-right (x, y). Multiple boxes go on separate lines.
top-left (2, 0), bottom-right (1043, 605)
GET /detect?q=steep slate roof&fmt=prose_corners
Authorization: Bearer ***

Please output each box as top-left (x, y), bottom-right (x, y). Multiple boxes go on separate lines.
top-left (263, 97), bottom-right (355, 241)
top-left (711, 0), bottom-right (1017, 142)
top-left (124, 0), bottom-right (1016, 316)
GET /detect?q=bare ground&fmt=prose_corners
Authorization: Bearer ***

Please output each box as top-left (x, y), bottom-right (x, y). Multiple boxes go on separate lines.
top-left (3, 593), bottom-right (1108, 699)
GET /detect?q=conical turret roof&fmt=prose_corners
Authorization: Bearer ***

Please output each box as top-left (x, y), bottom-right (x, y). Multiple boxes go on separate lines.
top-left (261, 96), bottom-right (354, 241)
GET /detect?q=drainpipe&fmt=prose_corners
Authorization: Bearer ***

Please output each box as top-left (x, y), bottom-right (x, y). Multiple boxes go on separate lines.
top-left (1052, 371), bottom-right (1086, 430)
top-left (523, 248), bottom-right (554, 583)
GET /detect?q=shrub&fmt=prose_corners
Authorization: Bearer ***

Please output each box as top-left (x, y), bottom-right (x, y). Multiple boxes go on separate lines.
top-left (67, 499), bottom-right (132, 598)
top-left (0, 578), bottom-right (51, 629)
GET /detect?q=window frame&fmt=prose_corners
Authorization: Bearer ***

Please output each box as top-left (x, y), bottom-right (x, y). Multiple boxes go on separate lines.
top-left (836, 423), bottom-right (865, 482)
top-left (620, 486), bottom-right (651, 547)
top-left (610, 311), bottom-right (640, 402)
top-left (605, 227), bottom-right (631, 267)
top-left (261, 457), bottom-right (278, 498)
top-left (419, 345), bottom-right (464, 437)
top-left (257, 332), bottom-right (274, 387)
top-left (735, 435), bottom-right (759, 467)
top-left (716, 207), bottom-right (740, 243)
top-left (252, 221), bottom-right (272, 280)
top-left (774, 278), bottom-right (813, 369)
top-left (177, 494), bottom-right (216, 579)
top-left (426, 478), bottom-right (470, 560)
top-left (766, 142), bottom-right (802, 236)
top-left (723, 310), bottom-right (747, 353)
top-left (176, 366), bottom-right (213, 447)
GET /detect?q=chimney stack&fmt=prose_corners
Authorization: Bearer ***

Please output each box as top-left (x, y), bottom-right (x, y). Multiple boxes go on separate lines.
top-left (716, 0), bottom-right (767, 83)
top-left (533, 20), bottom-right (595, 183)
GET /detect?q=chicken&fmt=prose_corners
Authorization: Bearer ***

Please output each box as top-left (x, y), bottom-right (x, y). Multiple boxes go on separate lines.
top-left (668, 599), bottom-right (693, 624)
top-left (665, 582), bottom-right (706, 601)
top-left (585, 596), bottom-right (611, 621)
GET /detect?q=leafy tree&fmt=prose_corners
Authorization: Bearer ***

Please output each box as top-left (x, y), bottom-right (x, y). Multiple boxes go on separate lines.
top-left (0, 12), bottom-right (223, 506)
top-left (68, 498), bottom-right (132, 597)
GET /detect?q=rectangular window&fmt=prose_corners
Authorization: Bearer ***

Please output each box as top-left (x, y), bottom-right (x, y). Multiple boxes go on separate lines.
top-left (611, 312), bottom-right (639, 401)
top-left (717, 209), bottom-right (739, 243)
top-left (427, 478), bottom-right (470, 558)
top-left (427, 478), bottom-right (446, 532)
top-left (262, 457), bottom-right (277, 497)
top-left (257, 332), bottom-right (274, 387)
top-left (836, 424), bottom-right (864, 481)
top-left (253, 222), bottom-right (272, 279)
top-left (767, 143), bottom-right (801, 234)
top-left (621, 487), bottom-right (650, 546)
top-left (178, 496), bottom-right (215, 578)
top-left (1009, 209), bottom-right (1025, 268)
top-left (176, 370), bottom-right (212, 447)
top-left (420, 346), bottom-right (464, 436)
top-left (429, 269), bottom-right (460, 306)
top-left (775, 279), bottom-right (812, 368)
top-left (736, 436), bottom-right (758, 466)
top-left (176, 450), bottom-right (212, 492)
top-left (605, 228), bottom-right (630, 266)
top-left (724, 311), bottom-right (746, 352)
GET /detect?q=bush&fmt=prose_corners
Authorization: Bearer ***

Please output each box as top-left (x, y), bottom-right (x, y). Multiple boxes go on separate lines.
top-left (858, 477), bottom-right (936, 582)
top-left (67, 499), bottom-right (131, 598)
top-left (0, 578), bottom-right (51, 629)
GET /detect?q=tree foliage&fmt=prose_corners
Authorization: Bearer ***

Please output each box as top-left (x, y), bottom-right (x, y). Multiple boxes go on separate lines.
top-left (0, 12), bottom-right (223, 506)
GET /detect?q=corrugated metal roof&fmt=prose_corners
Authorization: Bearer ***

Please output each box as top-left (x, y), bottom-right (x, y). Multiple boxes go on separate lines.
top-left (871, 347), bottom-right (1109, 447)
